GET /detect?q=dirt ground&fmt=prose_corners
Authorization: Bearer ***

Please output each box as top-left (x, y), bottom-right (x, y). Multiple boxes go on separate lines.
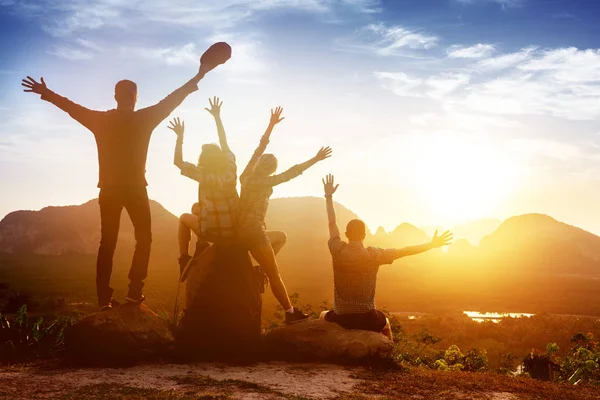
top-left (0, 362), bottom-right (598, 400)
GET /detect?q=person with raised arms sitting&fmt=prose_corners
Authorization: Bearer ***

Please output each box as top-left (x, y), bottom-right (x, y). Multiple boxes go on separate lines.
top-left (320, 174), bottom-right (453, 339)
top-left (238, 106), bottom-right (333, 325)
top-left (168, 97), bottom-right (238, 285)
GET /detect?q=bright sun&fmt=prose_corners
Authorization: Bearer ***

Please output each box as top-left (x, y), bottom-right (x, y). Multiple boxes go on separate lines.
top-left (408, 132), bottom-right (519, 224)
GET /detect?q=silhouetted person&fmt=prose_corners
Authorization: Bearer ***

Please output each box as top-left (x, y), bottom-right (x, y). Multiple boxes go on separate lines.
top-left (22, 67), bottom-right (209, 310)
top-left (238, 106), bottom-right (332, 324)
top-left (169, 97), bottom-right (238, 284)
top-left (320, 174), bottom-right (453, 339)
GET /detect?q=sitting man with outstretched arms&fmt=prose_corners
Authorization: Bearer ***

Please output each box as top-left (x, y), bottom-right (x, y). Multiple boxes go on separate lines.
top-left (320, 174), bottom-right (453, 339)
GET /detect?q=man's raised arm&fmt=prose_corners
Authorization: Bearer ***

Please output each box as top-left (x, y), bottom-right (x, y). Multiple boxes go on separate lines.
top-left (142, 66), bottom-right (208, 129)
top-left (323, 174), bottom-right (341, 239)
top-left (22, 76), bottom-right (100, 131)
top-left (390, 230), bottom-right (453, 261)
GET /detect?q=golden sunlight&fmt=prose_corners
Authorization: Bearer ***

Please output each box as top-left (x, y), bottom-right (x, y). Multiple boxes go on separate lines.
top-left (409, 132), bottom-right (519, 223)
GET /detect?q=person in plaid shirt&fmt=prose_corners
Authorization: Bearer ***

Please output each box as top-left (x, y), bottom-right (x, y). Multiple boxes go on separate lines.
top-left (238, 106), bottom-right (333, 324)
top-left (320, 174), bottom-right (453, 339)
top-left (169, 97), bottom-right (238, 283)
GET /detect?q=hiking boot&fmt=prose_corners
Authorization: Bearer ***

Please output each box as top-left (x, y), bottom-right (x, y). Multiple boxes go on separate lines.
top-left (100, 298), bottom-right (120, 311)
top-left (125, 294), bottom-right (145, 305)
top-left (285, 308), bottom-right (309, 325)
top-left (178, 254), bottom-right (192, 276)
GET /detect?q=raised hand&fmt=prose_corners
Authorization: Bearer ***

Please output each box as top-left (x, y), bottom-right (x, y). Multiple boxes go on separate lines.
top-left (322, 174), bottom-right (339, 197)
top-left (431, 230), bottom-right (453, 248)
top-left (314, 146), bottom-right (333, 162)
top-left (204, 96), bottom-right (223, 118)
top-left (21, 76), bottom-right (48, 96)
top-left (167, 117), bottom-right (185, 138)
top-left (269, 106), bottom-right (285, 126)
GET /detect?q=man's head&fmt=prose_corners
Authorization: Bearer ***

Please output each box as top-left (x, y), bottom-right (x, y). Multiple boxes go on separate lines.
top-left (254, 153), bottom-right (278, 176)
top-left (345, 219), bottom-right (366, 242)
top-left (198, 143), bottom-right (228, 174)
top-left (114, 80), bottom-right (138, 110)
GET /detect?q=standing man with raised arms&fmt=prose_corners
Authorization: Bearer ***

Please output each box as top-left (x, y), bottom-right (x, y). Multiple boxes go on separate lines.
top-left (21, 42), bottom-right (232, 311)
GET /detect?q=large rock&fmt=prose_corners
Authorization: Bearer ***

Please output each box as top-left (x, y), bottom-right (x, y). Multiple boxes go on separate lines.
top-left (265, 319), bottom-right (394, 361)
top-left (65, 303), bottom-right (174, 366)
top-left (175, 243), bottom-right (263, 361)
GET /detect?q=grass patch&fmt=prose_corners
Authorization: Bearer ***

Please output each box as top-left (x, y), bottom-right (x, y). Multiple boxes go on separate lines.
top-left (352, 367), bottom-right (600, 400)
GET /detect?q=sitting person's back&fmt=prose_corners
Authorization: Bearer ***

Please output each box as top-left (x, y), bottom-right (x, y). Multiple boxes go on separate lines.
top-left (329, 230), bottom-right (394, 315)
top-left (320, 174), bottom-right (453, 339)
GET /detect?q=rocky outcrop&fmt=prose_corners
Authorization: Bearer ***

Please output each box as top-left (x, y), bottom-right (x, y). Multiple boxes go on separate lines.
top-left (265, 319), bottom-right (393, 361)
top-left (64, 303), bottom-right (174, 366)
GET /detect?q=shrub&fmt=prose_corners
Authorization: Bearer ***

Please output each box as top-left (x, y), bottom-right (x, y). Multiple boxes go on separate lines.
top-left (0, 304), bottom-right (78, 363)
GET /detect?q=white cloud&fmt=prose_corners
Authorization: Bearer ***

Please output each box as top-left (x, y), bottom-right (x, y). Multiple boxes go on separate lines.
top-left (374, 71), bottom-right (469, 99)
top-left (377, 42), bottom-right (600, 121)
top-left (335, 23), bottom-right (438, 56)
top-left (456, 0), bottom-right (523, 8)
top-left (123, 36), bottom-right (268, 73)
top-left (48, 46), bottom-right (95, 61)
top-left (425, 73), bottom-right (471, 99)
top-left (475, 46), bottom-right (537, 70)
top-left (3, 0), bottom-right (379, 37)
top-left (447, 43), bottom-right (496, 59)
top-left (374, 72), bottom-right (425, 97)
top-left (125, 43), bottom-right (200, 66)
top-left (75, 38), bottom-right (102, 51)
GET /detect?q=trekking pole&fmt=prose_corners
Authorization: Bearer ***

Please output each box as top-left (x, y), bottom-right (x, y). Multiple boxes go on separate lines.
top-left (173, 277), bottom-right (181, 326)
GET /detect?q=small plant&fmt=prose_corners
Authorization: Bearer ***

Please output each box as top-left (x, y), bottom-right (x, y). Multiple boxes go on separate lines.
top-left (0, 304), bottom-right (77, 363)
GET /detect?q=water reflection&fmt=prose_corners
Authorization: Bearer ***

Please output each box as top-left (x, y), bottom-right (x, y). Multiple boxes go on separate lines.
top-left (464, 311), bottom-right (535, 323)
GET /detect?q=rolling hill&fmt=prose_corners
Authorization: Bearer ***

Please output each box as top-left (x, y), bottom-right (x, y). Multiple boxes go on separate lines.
top-left (1, 199), bottom-right (600, 316)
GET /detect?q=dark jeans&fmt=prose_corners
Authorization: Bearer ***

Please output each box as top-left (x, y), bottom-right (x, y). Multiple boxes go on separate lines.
top-left (324, 309), bottom-right (387, 333)
top-left (96, 186), bottom-right (152, 305)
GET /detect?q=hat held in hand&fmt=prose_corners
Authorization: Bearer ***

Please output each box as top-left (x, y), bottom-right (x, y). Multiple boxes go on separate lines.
top-left (200, 42), bottom-right (232, 73)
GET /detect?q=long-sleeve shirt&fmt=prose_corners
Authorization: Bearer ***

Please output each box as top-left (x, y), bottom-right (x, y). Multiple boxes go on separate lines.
top-left (179, 150), bottom-right (238, 241)
top-left (238, 136), bottom-right (305, 231)
top-left (41, 79), bottom-right (198, 188)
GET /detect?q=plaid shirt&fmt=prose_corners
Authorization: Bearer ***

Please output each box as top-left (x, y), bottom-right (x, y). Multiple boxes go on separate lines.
top-left (328, 236), bottom-right (396, 314)
top-left (238, 136), bottom-right (305, 231)
top-left (180, 150), bottom-right (238, 242)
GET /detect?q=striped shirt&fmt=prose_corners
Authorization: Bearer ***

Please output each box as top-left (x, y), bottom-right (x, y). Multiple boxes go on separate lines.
top-left (328, 236), bottom-right (396, 314)
top-left (180, 150), bottom-right (238, 241)
top-left (238, 136), bottom-right (305, 231)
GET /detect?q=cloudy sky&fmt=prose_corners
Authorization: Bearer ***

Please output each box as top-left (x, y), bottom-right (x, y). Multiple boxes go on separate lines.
top-left (1, 0), bottom-right (600, 233)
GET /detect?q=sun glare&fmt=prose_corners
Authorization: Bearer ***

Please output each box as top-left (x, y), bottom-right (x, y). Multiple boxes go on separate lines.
top-left (408, 132), bottom-right (519, 224)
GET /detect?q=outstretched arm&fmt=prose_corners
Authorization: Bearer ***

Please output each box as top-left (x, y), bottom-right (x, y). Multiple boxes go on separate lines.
top-left (323, 174), bottom-right (341, 239)
top-left (168, 117), bottom-right (236, 189)
top-left (390, 230), bottom-right (453, 260)
top-left (168, 117), bottom-right (185, 169)
top-left (240, 106), bottom-right (285, 181)
top-left (142, 66), bottom-right (208, 129)
top-left (22, 76), bottom-right (100, 131)
top-left (204, 96), bottom-right (230, 152)
top-left (262, 146), bottom-right (333, 187)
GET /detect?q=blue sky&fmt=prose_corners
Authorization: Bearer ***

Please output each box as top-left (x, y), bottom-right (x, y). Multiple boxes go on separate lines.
top-left (2, 0), bottom-right (600, 235)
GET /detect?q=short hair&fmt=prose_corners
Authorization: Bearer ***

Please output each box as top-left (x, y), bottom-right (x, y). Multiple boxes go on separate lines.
top-left (346, 219), bottom-right (366, 239)
top-left (114, 80), bottom-right (137, 98)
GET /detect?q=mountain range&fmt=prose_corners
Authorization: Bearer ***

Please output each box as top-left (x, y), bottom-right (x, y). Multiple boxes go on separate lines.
top-left (1, 197), bottom-right (600, 316)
